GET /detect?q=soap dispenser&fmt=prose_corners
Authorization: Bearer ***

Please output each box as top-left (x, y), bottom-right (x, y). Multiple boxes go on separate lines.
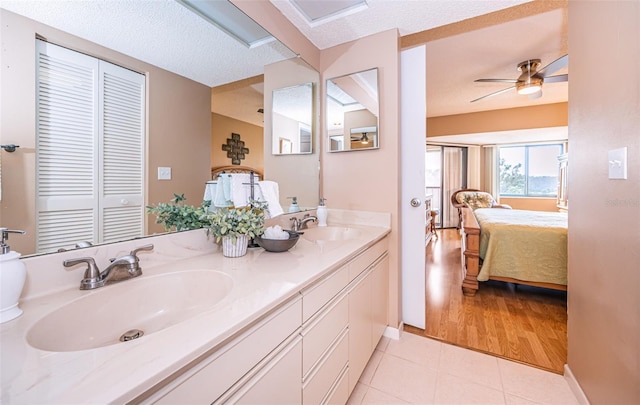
top-left (0, 228), bottom-right (27, 324)
top-left (317, 198), bottom-right (328, 227)
top-left (288, 196), bottom-right (300, 213)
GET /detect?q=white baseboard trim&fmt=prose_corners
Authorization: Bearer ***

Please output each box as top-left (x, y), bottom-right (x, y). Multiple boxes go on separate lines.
top-left (564, 364), bottom-right (590, 405)
top-left (383, 323), bottom-right (404, 340)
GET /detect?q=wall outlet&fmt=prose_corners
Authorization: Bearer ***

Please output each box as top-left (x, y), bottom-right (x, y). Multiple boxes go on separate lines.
top-left (608, 147), bottom-right (627, 180)
top-left (158, 167), bottom-right (172, 180)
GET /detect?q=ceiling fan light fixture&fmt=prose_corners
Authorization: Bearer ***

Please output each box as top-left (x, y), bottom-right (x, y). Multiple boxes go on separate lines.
top-left (516, 76), bottom-right (543, 95)
top-left (516, 59), bottom-right (543, 95)
top-left (360, 133), bottom-right (369, 144)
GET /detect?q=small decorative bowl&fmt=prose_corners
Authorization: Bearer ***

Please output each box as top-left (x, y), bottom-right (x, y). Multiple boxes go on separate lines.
top-left (255, 230), bottom-right (300, 252)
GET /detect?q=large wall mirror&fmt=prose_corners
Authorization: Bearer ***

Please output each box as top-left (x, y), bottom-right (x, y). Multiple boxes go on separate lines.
top-left (1, 3), bottom-right (319, 256)
top-left (263, 58), bottom-right (320, 214)
top-left (326, 68), bottom-right (379, 152)
top-left (272, 83), bottom-right (313, 155)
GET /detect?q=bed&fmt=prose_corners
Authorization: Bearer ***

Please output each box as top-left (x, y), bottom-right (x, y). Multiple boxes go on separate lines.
top-left (460, 206), bottom-right (568, 296)
top-left (211, 165), bottom-right (263, 180)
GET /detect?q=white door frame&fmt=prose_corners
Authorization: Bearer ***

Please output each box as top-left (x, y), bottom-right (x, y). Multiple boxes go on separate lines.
top-left (400, 45), bottom-right (427, 329)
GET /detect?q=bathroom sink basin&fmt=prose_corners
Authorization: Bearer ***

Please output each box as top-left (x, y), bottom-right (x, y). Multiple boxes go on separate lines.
top-left (301, 226), bottom-right (361, 242)
top-left (27, 270), bottom-right (233, 352)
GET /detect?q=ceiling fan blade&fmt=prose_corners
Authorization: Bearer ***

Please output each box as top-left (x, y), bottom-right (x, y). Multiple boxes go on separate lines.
top-left (538, 54), bottom-right (568, 77)
top-left (542, 74), bottom-right (568, 83)
top-left (470, 86), bottom-right (516, 103)
top-left (474, 79), bottom-right (518, 83)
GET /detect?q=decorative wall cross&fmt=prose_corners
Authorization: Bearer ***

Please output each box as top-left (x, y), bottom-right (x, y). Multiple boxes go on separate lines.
top-left (221, 133), bottom-right (249, 165)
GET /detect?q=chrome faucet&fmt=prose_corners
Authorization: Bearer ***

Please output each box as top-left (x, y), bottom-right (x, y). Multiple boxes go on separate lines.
top-left (290, 214), bottom-right (317, 232)
top-left (63, 244), bottom-right (154, 290)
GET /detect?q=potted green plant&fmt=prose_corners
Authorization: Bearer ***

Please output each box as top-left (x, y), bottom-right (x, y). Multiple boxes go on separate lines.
top-left (206, 200), bottom-right (267, 257)
top-left (146, 194), bottom-right (211, 232)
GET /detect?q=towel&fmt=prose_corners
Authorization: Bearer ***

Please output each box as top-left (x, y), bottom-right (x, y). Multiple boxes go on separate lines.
top-left (231, 173), bottom-right (251, 208)
top-left (263, 225), bottom-right (289, 240)
top-left (222, 175), bottom-right (232, 201)
top-left (214, 176), bottom-right (232, 207)
top-left (258, 181), bottom-right (284, 218)
top-left (203, 181), bottom-right (218, 211)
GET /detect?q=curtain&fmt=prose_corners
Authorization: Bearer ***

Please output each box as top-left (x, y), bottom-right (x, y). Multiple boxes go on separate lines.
top-left (442, 147), bottom-right (464, 228)
top-left (482, 146), bottom-right (499, 202)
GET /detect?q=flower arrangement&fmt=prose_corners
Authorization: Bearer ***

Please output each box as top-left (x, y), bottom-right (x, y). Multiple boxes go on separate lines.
top-left (146, 194), bottom-right (211, 232)
top-left (206, 199), bottom-right (267, 243)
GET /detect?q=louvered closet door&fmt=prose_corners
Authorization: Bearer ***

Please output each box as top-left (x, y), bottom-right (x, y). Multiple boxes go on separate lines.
top-left (36, 41), bottom-right (100, 252)
top-left (99, 61), bottom-right (144, 243)
top-left (36, 40), bottom-right (145, 253)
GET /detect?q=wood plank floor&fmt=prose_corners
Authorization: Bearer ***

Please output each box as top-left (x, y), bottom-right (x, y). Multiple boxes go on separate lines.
top-left (405, 228), bottom-right (567, 374)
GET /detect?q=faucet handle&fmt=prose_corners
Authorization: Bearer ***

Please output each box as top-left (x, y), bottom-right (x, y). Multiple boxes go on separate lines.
top-left (63, 257), bottom-right (102, 290)
top-left (290, 217), bottom-right (300, 231)
top-left (130, 244), bottom-right (154, 257)
top-left (0, 228), bottom-right (26, 254)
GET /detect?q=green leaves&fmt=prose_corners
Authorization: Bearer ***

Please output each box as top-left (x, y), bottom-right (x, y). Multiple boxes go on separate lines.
top-left (206, 200), bottom-right (266, 243)
top-left (146, 194), bottom-right (210, 232)
top-left (148, 195), bottom-right (266, 243)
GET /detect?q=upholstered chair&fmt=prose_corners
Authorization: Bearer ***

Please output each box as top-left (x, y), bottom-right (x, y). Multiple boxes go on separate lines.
top-left (450, 188), bottom-right (512, 228)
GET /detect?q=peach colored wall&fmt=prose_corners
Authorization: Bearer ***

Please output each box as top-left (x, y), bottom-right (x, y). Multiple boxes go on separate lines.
top-left (320, 29), bottom-right (401, 328)
top-left (0, 10), bottom-right (211, 254)
top-left (427, 103), bottom-right (568, 137)
top-left (499, 198), bottom-right (558, 212)
top-left (567, 1), bottom-right (640, 404)
top-left (211, 113), bottom-right (264, 172)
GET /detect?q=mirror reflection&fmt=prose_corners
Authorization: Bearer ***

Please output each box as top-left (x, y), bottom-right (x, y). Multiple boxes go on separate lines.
top-left (272, 83), bottom-right (313, 155)
top-left (1, 4), bottom-right (319, 257)
top-left (326, 68), bottom-right (379, 152)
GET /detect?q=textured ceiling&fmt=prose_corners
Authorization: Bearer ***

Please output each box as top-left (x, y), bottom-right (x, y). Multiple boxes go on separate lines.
top-left (426, 6), bottom-right (568, 117)
top-left (1, 0), bottom-right (568, 131)
top-left (270, 0), bottom-right (567, 119)
top-left (0, 0), bottom-right (295, 87)
top-left (270, 0), bottom-right (532, 50)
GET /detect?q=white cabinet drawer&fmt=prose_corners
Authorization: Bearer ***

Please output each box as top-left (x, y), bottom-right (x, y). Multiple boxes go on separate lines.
top-left (218, 335), bottom-right (302, 405)
top-left (302, 328), bottom-right (348, 405)
top-left (302, 265), bottom-right (348, 322)
top-left (347, 237), bottom-right (388, 282)
top-left (302, 293), bottom-right (348, 378)
top-left (323, 364), bottom-right (349, 405)
top-left (151, 297), bottom-right (302, 404)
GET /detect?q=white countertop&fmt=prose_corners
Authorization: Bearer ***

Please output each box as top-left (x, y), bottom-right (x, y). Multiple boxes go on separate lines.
top-left (0, 218), bottom-right (390, 404)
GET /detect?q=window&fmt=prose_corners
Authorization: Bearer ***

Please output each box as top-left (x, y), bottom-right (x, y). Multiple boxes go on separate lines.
top-left (499, 144), bottom-right (563, 197)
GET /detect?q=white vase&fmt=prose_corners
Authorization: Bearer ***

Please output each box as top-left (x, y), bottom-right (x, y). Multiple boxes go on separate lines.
top-left (0, 251), bottom-right (26, 323)
top-left (222, 235), bottom-right (249, 257)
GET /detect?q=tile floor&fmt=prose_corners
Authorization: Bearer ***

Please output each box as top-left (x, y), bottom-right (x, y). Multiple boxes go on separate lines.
top-left (347, 332), bottom-right (579, 405)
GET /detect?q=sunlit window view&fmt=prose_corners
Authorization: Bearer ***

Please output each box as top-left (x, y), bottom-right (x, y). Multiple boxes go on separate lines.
top-left (499, 144), bottom-right (563, 197)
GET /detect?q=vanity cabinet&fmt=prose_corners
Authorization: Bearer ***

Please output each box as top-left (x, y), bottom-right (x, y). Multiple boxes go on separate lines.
top-left (216, 335), bottom-right (302, 404)
top-left (302, 237), bottom-right (389, 401)
top-left (347, 254), bottom-right (389, 393)
top-left (138, 236), bottom-right (389, 405)
top-left (143, 297), bottom-right (302, 404)
top-left (301, 272), bottom-right (350, 405)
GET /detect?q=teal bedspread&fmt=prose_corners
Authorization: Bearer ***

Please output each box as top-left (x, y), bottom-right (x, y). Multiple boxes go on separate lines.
top-left (474, 208), bottom-right (568, 285)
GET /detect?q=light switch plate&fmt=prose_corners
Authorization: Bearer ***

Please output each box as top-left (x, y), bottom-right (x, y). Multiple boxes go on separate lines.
top-left (608, 147), bottom-right (627, 180)
top-left (158, 167), bottom-right (172, 180)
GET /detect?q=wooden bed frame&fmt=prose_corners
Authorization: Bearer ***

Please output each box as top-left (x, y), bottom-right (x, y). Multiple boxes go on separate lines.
top-left (211, 165), bottom-right (263, 180)
top-left (460, 207), bottom-right (567, 297)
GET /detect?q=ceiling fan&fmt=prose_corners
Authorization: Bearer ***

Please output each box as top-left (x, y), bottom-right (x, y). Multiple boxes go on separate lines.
top-left (471, 54), bottom-right (568, 103)
top-left (350, 132), bottom-right (371, 144)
